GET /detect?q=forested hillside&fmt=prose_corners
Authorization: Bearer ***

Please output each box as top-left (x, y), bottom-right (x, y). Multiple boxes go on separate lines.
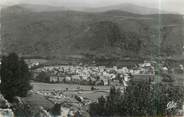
top-left (1, 4), bottom-right (183, 58)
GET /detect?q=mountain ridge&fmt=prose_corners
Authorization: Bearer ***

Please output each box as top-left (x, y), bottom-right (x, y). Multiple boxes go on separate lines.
top-left (1, 3), bottom-right (173, 15)
top-left (1, 4), bottom-right (183, 58)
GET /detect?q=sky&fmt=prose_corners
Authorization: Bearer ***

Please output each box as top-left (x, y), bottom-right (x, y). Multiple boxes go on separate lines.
top-left (0, 0), bottom-right (184, 14)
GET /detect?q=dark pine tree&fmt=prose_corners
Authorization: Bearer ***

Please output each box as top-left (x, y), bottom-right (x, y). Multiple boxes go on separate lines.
top-left (0, 53), bottom-right (32, 101)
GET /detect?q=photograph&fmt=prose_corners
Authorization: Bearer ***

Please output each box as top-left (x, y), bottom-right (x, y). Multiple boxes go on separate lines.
top-left (0, 0), bottom-right (184, 116)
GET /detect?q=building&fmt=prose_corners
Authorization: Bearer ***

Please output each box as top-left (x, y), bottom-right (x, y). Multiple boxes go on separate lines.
top-left (50, 76), bottom-right (58, 83)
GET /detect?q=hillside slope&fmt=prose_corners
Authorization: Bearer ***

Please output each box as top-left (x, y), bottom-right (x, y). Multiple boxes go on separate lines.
top-left (1, 5), bottom-right (183, 58)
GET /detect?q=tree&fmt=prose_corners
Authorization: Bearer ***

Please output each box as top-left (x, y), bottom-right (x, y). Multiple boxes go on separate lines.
top-left (0, 53), bottom-right (32, 101)
top-left (36, 72), bottom-right (50, 83)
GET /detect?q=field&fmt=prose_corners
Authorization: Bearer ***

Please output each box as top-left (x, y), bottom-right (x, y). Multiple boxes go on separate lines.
top-left (32, 82), bottom-right (111, 91)
top-left (32, 82), bottom-right (114, 101)
top-left (25, 59), bottom-right (48, 65)
top-left (22, 92), bottom-right (54, 109)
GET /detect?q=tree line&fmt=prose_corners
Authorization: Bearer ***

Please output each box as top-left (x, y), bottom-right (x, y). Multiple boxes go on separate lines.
top-left (89, 80), bottom-right (184, 117)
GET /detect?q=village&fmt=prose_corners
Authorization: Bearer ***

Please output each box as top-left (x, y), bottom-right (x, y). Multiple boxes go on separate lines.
top-left (32, 61), bottom-right (156, 86)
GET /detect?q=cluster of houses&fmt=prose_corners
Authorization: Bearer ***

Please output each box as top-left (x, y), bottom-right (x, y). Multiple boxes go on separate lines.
top-left (33, 61), bottom-right (155, 86)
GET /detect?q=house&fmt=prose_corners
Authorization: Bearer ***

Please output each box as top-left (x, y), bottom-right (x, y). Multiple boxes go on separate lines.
top-left (162, 67), bottom-right (168, 73)
top-left (72, 75), bottom-right (81, 84)
top-left (64, 77), bottom-right (72, 83)
top-left (58, 76), bottom-right (65, 82)
top-left (50, 76), bottom-right (58, 83)
top-left (102, 79), bottom-right (109, 86)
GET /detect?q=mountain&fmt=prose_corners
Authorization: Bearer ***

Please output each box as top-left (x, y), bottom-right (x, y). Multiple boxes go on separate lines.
top-left (85, 3), bottom-right (161, 14)
top-left (0, 4), bottom-right (183, 58)
top-left (5, 3), bottom-right (165, 14)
